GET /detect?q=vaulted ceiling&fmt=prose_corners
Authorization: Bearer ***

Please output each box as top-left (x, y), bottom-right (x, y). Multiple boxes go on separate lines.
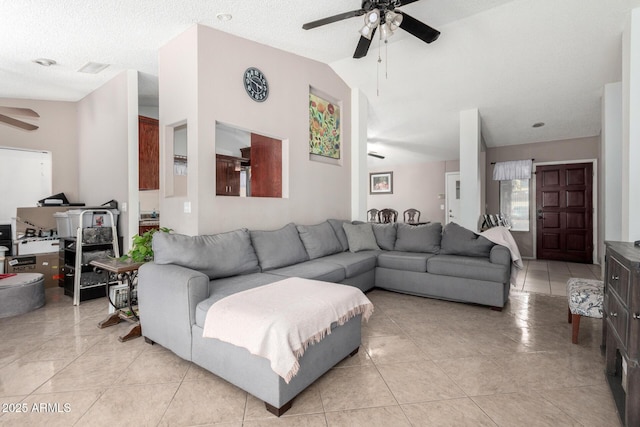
top-left (1, 0), bottom-right (638, 164)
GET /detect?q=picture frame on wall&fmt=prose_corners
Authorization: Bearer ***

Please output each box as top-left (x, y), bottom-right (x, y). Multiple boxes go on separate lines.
top-left (309, 89), bottom-right (341, 160)
top-left (370, 172), bottom-right (393, 194)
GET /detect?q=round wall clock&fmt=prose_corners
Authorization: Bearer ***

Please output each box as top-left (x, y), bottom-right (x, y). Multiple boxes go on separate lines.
top-left (243, 67), bottom-right (269, 102)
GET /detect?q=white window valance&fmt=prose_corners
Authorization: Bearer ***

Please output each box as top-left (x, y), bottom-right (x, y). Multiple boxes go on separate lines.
top-left (492, 159), bottom-right (532, 181)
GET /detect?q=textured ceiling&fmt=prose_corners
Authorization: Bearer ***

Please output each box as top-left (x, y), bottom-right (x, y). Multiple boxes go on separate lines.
top-left (1, 0), bottom-right (639, 165)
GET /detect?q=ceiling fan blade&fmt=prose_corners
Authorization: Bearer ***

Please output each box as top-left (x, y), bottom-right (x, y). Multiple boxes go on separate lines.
top-left (368, 152), bottom-right (385, 159)
top-left (397, 0), bottom-right (421, 6)
top-left (397, 11), bottom-right (441, 44)
top-left (302, 9), bottom-right (365, 30)
top-left (353, 27), bottom-right (377, 58)
top-left (0, 114), bottom-right (39, 131)
top-left (0, 107), bottom-right (40, 118)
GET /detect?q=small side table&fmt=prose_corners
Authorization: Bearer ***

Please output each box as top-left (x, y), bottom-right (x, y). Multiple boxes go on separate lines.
top-left (90, 258), bottom-right (145, 342)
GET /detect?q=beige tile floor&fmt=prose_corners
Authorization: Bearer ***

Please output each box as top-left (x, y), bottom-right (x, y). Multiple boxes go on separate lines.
top-left (514, 259), bottom-right (602, 297)
top-left (0, 261), bottom-right (620, 426)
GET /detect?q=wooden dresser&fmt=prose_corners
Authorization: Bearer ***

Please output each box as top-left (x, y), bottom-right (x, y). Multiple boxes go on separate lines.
top-left (604, 241), bottom-right (640, 426)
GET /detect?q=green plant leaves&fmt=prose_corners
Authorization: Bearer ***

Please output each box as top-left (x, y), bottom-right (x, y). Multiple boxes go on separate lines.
top-left (121, 227), bottom-right (172, 262)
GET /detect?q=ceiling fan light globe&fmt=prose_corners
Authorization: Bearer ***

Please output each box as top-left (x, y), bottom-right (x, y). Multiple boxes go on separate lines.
top-left (380, 23), bottom-right (393, 40)
top-left (359, 24), bottom-right (374, 39)
top-left (386, 11), bottom-right (403, 30)
top-left (365, 9), bottom-right (380, 26)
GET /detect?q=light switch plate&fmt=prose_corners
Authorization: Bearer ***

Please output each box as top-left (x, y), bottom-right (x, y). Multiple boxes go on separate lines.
top-left (184, 201), bottom-right (191, 213)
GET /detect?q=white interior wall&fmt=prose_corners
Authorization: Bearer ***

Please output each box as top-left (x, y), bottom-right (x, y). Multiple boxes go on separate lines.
top-left (158, 25), bottom-right (199, 235)
top-left (0, 98), bottom-right (78, 203)
top-left (351, 88), bottom-right (368, 222)
top-left (622, 8), bottom-right (640, 241)
top-left (459, 109), bottom-right (482, 231)
top-left (602, 82), bottom-right (623, 243)
top-left (159, 25), bottom-right (352, 235)
top-left (77, 70), bottom-right (138, 252)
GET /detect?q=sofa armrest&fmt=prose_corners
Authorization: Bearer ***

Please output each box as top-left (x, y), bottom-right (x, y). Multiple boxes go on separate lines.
top-left (489, 245), bottom-right (511, 266)
top-left (137, 262), bottom-right (209, 361)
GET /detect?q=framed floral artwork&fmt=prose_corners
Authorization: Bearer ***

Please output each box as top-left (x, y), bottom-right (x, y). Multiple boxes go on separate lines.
top-left (309, 92), bottom-right (340, 159)
top-left (370, 172), bottom-right (393, 194)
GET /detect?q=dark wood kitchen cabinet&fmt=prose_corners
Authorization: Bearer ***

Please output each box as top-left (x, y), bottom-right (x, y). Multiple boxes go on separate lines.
top-left (216, 154), bottom-right (241, 196)
top-left (139, 116), bottom-right (159, 190)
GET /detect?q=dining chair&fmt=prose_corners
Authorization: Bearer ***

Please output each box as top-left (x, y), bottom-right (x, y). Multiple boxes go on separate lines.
top-left (378, 208), bottom-right (398, 223)
top-left (403, 208), bottom-right (421, 224)
top-left (367, 209), bottom-right (379, 222)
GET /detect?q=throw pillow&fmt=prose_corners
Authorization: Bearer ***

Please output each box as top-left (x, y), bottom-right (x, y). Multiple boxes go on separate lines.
top-left (342, 222), bottom-right (381, 252)
top-left (297, 221), bottom-right (344, 259)
top-left (152, 228), bottom-right (260, 280)
top-left (440, 222), bottom-right (495, 257)
top-left (250, 223), bottom-right (309, 271)
top-left (327, 219), bottom-right (350, 252)
top-left (394, 222), bottom-right (442, 253)
top-left (372, 223), bottom-right (397, 250)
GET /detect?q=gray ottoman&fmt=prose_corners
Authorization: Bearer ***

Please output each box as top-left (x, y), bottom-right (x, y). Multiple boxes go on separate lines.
top-left (0, 273), bottom-right (46, 318)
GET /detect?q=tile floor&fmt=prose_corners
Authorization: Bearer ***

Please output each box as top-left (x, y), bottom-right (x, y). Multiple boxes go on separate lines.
top-left (515, 259), bottom-right (602, 297)
top-left (0, 261), bottom-right (620, 426)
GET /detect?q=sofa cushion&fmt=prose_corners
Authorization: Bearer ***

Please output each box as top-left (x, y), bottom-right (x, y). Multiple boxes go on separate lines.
top-left (297, 221), bottom-right (343, 259)
top-left (320, 251), bottom-right (379, 278)
top-left (327, 219), bottom-right (350, 252)
top-left (195, 273), bottom-right (283, 327)
top-left (152, 229), bottom-right (260, 280)
top-left (268, 259), bottom-right (346, 283)
top-left (427, 254), bottom-right (509, 283)
top-left (372, 223), bottom-right (397, 250)
top-left (342, 223), bottom-right (380, 252)
top-left (250, 223), bottom-right (309, 271)
top-left (394, 222), bottom-right (442, 253)
top-left (440, 222), bottom-right (495, 257)
top-left (377, 251), bottom-right (435, 273)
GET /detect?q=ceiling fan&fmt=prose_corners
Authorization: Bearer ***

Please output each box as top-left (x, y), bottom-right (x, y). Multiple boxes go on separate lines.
top-left (0, 107), bottom-right (40, 131)
top-left (302, 0), bottom-right (440, 59)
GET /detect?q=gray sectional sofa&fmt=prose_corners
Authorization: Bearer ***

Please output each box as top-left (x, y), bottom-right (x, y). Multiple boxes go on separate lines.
top-left (137, 220), bottom-right (512, 415)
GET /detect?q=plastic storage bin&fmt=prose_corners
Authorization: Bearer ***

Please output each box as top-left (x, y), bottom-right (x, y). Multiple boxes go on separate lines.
top-left (54, 212), bottom-right (72, 238)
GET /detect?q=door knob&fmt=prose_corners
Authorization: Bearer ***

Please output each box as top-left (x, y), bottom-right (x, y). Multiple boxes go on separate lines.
top-left (536, 209), bottom-right (543, 220)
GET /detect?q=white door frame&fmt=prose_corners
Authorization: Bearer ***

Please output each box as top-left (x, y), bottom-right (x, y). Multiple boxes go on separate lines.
top-left (445, 172), bottom-right (461, 225)
top-left (531, 159), bottom-right (598, 264)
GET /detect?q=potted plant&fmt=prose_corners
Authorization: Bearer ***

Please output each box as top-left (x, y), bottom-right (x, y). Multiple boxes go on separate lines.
top-left (121, 227), bottom-right (171, 262)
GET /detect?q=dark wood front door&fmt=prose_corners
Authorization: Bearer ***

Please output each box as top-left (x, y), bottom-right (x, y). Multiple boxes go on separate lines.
top-left (536, 163), bottom-right (593, 263)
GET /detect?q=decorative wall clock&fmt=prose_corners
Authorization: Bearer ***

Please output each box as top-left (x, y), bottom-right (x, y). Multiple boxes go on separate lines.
top-left (243, 67), bottom-right (269, 102)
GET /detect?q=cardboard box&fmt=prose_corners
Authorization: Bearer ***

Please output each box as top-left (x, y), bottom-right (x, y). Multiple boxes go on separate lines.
top-left (5, 252), bottom-right (59, 288)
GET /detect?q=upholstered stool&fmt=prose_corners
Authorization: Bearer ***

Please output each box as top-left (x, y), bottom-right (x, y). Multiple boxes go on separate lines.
top-left (567, 277), bottom-right (604, 344)
top-left (0, 273), bottom-right (45, 318)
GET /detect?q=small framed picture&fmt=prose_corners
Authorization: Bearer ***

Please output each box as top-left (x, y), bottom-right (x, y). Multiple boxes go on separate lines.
top-left (370, 172), bottom-right (393, 194)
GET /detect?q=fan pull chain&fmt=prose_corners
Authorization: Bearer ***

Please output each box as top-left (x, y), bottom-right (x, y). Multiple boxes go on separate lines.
top-left (377, 31), bottom-right (382, 97)
top-left (385, 39), bottom-right (389, 80)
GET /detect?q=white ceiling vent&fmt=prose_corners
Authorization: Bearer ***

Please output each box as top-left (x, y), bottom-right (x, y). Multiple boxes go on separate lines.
top-left (77, 62), bottom-right (110, 74)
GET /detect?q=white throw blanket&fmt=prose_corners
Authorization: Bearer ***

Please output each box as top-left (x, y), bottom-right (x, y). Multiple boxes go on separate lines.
top-left (202, 277), bottom-right (374, 384)
top-left (480, 226), bottom-right (523, 286)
